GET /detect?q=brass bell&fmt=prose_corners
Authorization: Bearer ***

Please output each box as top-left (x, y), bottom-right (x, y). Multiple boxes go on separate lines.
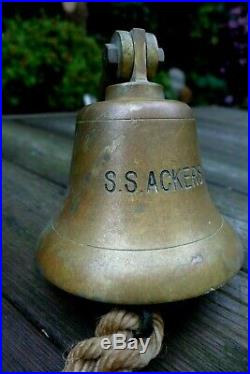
top-left (37, 28), bottom-right (243, 304)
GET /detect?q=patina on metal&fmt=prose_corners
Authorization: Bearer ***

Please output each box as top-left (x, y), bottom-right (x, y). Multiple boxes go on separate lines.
top-left (36, 28), bottom-right (243, 304)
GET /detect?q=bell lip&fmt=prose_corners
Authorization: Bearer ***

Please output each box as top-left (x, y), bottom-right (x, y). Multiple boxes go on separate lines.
top-left (36, 219), bottom-right (244, 305)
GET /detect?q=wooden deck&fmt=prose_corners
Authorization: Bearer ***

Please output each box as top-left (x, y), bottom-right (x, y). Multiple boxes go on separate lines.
top-left (2, 106), bottom-right (248, 372)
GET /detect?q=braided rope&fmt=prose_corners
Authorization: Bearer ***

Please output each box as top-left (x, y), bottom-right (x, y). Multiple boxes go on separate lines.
top-left (63, 309), bottom-right (164, 372)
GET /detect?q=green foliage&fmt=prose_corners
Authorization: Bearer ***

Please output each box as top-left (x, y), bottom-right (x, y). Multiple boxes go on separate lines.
top-left (191, 73), bottom-right (226, 91)
top-left (2, 3), bottom-right (247, 111)
top-left (190, 73), bottom-right (227, 105)
top-left (3, 16), bottom-right (102, 112)
top-left (191, 4), bottom-right (226, 46)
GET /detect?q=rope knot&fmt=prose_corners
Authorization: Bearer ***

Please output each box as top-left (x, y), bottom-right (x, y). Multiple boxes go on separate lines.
top-left (63, 309), bottom-right (164, 372)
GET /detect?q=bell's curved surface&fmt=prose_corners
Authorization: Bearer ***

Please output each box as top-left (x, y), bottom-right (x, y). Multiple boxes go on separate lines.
top-left (36, 28), bottom-right (243, 304)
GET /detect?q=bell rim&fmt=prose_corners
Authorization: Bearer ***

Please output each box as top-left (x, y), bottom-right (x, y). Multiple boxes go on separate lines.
top-left (36, 219), bottom-right (244, 305)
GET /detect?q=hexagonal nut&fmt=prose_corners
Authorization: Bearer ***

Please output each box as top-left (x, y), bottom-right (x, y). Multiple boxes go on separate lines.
top-left (104, 43), bottom-right (118, 64)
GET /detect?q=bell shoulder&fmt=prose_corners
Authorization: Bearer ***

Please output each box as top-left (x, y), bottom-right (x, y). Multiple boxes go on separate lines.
top-left (76, 99), bottom-right (194, 123)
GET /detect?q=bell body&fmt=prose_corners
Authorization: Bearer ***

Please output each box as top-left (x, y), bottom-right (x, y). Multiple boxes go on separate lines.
top-left (37, 81), bottom-right (243, 304)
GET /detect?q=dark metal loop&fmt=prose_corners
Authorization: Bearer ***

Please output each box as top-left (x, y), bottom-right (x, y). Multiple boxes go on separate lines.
top-left (134, 309), bottom-right (154, 339)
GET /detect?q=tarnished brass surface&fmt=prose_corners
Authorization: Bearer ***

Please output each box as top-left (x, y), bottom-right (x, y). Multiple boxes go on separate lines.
top-left (37, 29), bottom-right (243, 304)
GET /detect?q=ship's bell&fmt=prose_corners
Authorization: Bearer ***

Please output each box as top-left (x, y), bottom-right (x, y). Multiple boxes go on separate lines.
top-left (37, 28), bottom-right (243, 304)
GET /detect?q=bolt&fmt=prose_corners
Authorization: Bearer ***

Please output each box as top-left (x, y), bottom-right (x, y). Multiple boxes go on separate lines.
top-left (104, 44), bottom-right (118, 64)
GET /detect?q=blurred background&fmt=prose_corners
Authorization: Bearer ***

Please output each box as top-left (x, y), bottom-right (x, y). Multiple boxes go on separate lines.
top-left (3, 2), bottom-right (248, 114)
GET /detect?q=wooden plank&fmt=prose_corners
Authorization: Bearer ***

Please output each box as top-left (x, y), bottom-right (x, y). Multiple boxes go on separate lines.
top-left (3, 160), bottom-right (96, 350)
top-left (226, 216), bottom-right (248, 267)
top-left (221, 271), bottom-right (248, 305)
top-left (197, 120), bottom-right (248, 149)
top-left (3, 160), bottom-right (248, 372)
top-left (3, 122), bottom-right (72, 186)
top-left (2, 299), bottom-right (62, 372)
top-left (202, 155), bottom-right (247, 194)
top-left (193, 106), bottom-right (248, 130)
top-left (3, 112), bottom-right (76, 138)
top-left (198, 127), bottom-right (247, 169)
top-left (209, 184), bottom-right (247, 223)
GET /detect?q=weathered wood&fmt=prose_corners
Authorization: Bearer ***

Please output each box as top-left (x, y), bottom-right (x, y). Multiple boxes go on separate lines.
top-left (198, 128), bottom-right (247, 172)
top-left (3, 112), bottom-right (76, 138)
top-left (209, 184), bottom-right (247, 223)
top-left (193, 106), bottom-right (248, 129)
top-left (2, 299), bottom-right (62, 372)
top-left (3, 122), bottom-right (72, 186)
top-left (197, 121), bottom-right (247, 150)
top-left (3, 160), bottom-right (248, 372)
top-left (201, 152), bottom-right (247, 194)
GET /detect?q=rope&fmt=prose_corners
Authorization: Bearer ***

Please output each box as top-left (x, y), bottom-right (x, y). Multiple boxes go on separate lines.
top-left (62, 309), bottom-right (164, 372)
